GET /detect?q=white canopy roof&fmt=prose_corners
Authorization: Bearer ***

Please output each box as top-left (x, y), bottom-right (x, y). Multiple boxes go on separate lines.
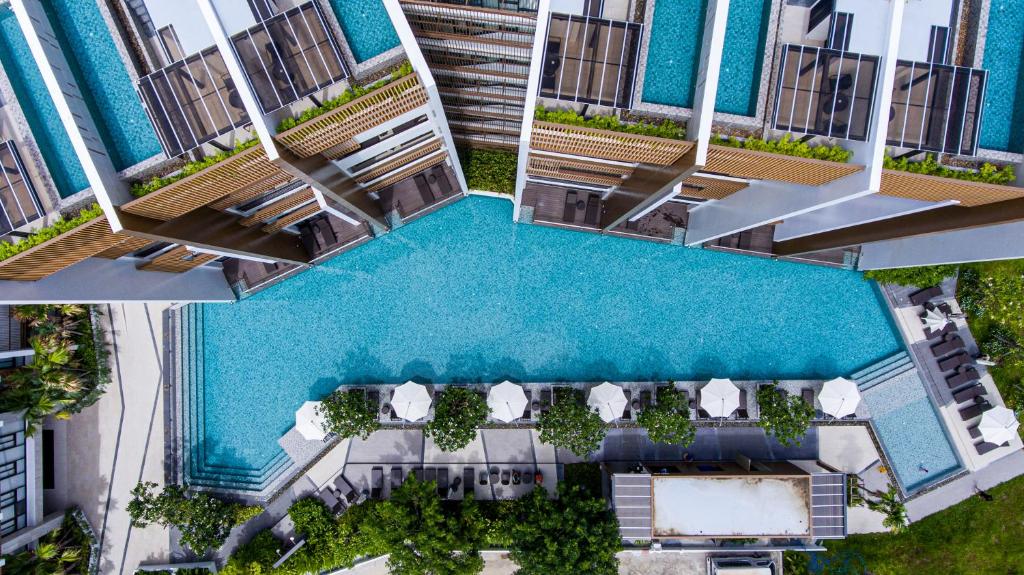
top-left (819, 377), bottom-right (861, 419)
top-left (295, 400), bottom-right (328, 441)
top-left (488, 381), bottom-right (529, 423)
top-left (392, 381), bottom-right (432, 422)
top-left (979, 406), bottom-right (1019, 446)
top-left (588, 382), bottom-right (627, 423)
top-left (701, 378), bottom-right (739, 418)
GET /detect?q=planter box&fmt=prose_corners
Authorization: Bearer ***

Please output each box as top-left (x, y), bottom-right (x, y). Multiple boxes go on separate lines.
top-left (704, 145), bottom-right (862, 187)
top-left (880, 169), bottom-right (1024, 206)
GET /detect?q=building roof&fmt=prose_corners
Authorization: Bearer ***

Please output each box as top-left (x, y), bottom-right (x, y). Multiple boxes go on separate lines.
top-left (0, 140), bottom-right (43, 236)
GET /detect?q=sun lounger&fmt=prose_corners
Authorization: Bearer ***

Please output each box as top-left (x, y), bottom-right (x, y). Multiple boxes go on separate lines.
top-left (641, 390), bottom-right (652, 408)
top-left (391, 467), bottom-right (403, 489)
top-left (977, 441), bottom-right (1000, 455)
top-left (938, 351), bottom-right (971, 372)
top-left (969, 425), bottom-right (982, 439)
top-left (318, 487), bottom-right (343, 513)
top-left (314, 218), bottom-right (337, 246)
top-left (490, 467), bottom-right (499, 485)
top-left (464, 467), bottom-right (475, 494)
top-left (424, 467), bottom-right (437, 485)
top-left (334, 475), bottom-right (357, 503)
top-left (501, 470), bottom-right (511, 485)
top-left (946, 366), bottom-right (980, 389)
top-left (415, 174), bottom-right (434, 204)
top-left (540, 389), bottom-right (552, 416)
top-left (563, 191), bottom-right (578, 222)
top-left (435, 168), bottom-right (454, 197)
top-left (584, 194), bottom-right (600, 225)
top-left (412, 468), bottom-right (423, 481)
top-left (925, 323), bottom-right (956, 341)
top-left (622, 389), bottom-right (632, 420)
top-left (954, 385), bottom-right (986, 404)
top-left (437, 468), bottom-right (449, 498)
top-left (931, 334), bottom-right (966, 357)
top-left (802, 388), bottom-right (814, 407)
top-left (959, 401), bottom-right (991, 421)
top-left (737, 389), bottom-right (749, 419)
top-left (370, 467), bottom-right (383, 499)
top-left (909, 286), bottom-right (943, 306)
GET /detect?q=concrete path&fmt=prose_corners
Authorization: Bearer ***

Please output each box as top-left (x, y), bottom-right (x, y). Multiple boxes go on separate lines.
top-left (61, 303), bottom-right (172, 574)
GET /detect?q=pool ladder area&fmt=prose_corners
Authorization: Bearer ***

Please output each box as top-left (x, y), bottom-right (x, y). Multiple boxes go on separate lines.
top-left (850, 352), bottom-right (915, 393)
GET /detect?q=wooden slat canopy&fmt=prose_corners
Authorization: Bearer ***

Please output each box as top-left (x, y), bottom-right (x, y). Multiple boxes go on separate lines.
top-left (122, 146), bottom-right (289, 220)
top-left (879, 170), bottom-right (1024, 207)
top-left (703, 146), bottom-right (863, 186)
top-left (356, 139), bottom-right (444, 184)
top-left (530, 121), bottom-right (693, 166)
top-left (275, 73), bottom-right (429, 158)
top-left (681, 176), bottom-right (749, 200)
top-left (239, 189), bottom-right (317, 227)
top-left (0, 217), bottom-right (126, 281)
top-left (262, 203), bottom-right (322, 234)
top-left (94, 235), bottom-right (153, 259)
top-left (366, 153), bottom-right (449, 192)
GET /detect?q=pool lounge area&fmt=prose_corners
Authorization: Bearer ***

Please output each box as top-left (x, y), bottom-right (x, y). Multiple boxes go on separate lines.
top-left (178, 197), bottom-right (907, 489)
top-left (328, 0), bottom-right (401, 63)
top-left (641, 0), bottom-right (771, 116)
top-left (979, 0), bottom-right (1024, 153)
top-left (0, 6), bottom-right (87, 198)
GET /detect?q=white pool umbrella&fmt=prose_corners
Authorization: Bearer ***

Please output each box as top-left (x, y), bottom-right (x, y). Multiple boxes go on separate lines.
top-left (819, 377), bottom-right (861, 419)
top-left (393, 381), bottom-right (432, 422)
top-left (588, 382), bottom-right (628, 423)
top-left (296, 401), bottom-right (328, 440)
top-left (922, 307), bottom-right (951, 332)
top-left (700, 378), bottom-right (739, 418)
top-left (979, 406), bottom-right (1019, 446)
top-left (488, 381), bottom-right (529, 423)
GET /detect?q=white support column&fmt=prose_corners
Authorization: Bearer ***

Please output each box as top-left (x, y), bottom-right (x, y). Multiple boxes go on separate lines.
top-left (859, 220), bottom-right (1024, 269)
top-left (513, 0), bottom-right (551, 220)
top-left (383, 0), bottom-right (469, 195)
top-left (687, 0), bottom-right (729, 168)
top-left (683, 0), bottom-right (906, 246)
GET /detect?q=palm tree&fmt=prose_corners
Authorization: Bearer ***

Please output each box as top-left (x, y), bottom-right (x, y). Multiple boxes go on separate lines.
top-left (867, 485), bottom-right (909, 533)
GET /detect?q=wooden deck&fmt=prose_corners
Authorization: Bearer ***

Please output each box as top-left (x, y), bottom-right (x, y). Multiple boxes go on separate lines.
top-left (609, 202), bottom-right (689, 242)
top-left (376, 164), bottom-right (461, 223)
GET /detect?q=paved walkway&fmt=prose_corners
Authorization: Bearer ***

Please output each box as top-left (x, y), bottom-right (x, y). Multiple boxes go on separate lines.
top-left (61, 303), bottom-right (172, 574)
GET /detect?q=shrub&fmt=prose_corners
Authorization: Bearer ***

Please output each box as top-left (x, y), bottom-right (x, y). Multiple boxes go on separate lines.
top-left (1, 512), bottom-right (92, 575)
top-left (712, 133), bottom-right (853, 163)
top-left (458, 147), bottom-right (517, 194)
top-left (127, 482), bottom-right (253, 554)
top-left (637, 386), bottom-right (695, 446)
top-left (864, 265), bottom-right (958, 288)
top-left (536, 389), bottom-right (607, 457)
top-left (219, 530), bottom-right (282, 575)
top-left (884, 154), bottom-right (1015, 185)
top-left (535, 106), bottom-right (687, 140)
top-left (277, 62), bottom-right (414, 132)
top-left (508, 485), bottom-right (621, 575)
top-left (0, 204), bottom-right (105, 262)
top-left (755, 383), bottom-right (814, 447)
top-left (424, 387), bottom-right (488, 452)
top-left (318, 390), bottom-right (380, 439)
top-left (867, 486), bottom-right (908, 534)
top-left (130, 139), bottom-right (259, 197)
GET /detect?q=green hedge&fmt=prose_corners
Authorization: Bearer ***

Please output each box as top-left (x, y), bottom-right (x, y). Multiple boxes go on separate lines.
top-left (712, 133), bottom-right (853, 163)
top-left (458, 147), bottom-right (517, 194)
top-left (130, 138), bottom-right (259, 197)
top-left (277, 61), bottom-right (414, 132)
top-left (534, 107), bottom-right (687, 140)
top-left (864, 265), bottom-right (958, 288)
top-left (0, 203), bottom-right (105, 262)
top-left (883, 154), bottom-right (1016, 185)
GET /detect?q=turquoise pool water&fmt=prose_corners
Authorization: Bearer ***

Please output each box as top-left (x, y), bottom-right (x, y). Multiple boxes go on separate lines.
top-left (860, 369), bottom-right (961, 493)
top-left (39, 0), bottom-right (160, 170)
top-left (328, 0), bottom-right (400, 63)
top-left (184, 197), bottom-right (904, 489)
top-left (716, 0), bottom-right (771, 116)
top-left (980, 0), bottom-right (1024, 152)
top-left (642, 0), bottom-right (705, 108)
top-left (0, 7), bottom-right (87, 198)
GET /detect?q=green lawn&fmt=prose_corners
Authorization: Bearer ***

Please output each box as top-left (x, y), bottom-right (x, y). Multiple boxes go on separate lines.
top-left (801, 475), bottom-right (1024, 574)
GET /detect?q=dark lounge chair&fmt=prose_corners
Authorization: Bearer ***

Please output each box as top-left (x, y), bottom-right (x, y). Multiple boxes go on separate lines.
top-left (584, 194), bottom-right (600, 225)
top-left (437, 468), bottom-right (449, 498)
top-left (969, 425), bottom-right (982, 439)
top-left (925, 323), bottom-right (956, 341)
top-left (946, 366), bottom-right (980, 389)
top-left (435, 168), bottom-right (454, 197)
top-left (490, 466), bottom-right (499, 485)
top-left (909, 286), bottom-right (943, 306)
top-left (802, 388), bottom-right (815, 409)
top-left (622, 389), bottom-right (632, 420)
top-left (391, 467), bottom-right (403, 489)
top-left (641, 389), bottom-right (652, 408)
top-left (424, 467), bottom-right (437, 485)
top-left (464, 467), bottom-right (475, 494)
top-left (695, 389), bottom-right (709, 419)
top-left (959, 401), bottom-right (991, 421)
top-left (563, 191), bottom-right (578, 222)
top-left (318, 487), bottom-right (343, 514)
top-left (371, 467), bottom-right (383, 499)
top-left (977, 441), bottom-right (1001, 455)
top-left (953, 385), bottom-right (985, 404)
top-left (931, 334), bottom-right (966, 357)
top-left (540, 389), bottom-right (552, 416)
top-left (737, 389), bottom-right (749, 419)
top-left (938, 351), bottom-right (971, 372)
top-left (334, 475), bottom-right (357, 503)
top-left (415, 173), bottom-right (434, 205)
top-left (924, 301), bottom-right (954, 315)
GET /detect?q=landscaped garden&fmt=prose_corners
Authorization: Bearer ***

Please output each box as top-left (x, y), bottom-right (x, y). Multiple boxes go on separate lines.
top-left (0, 510), bottom-right (96, 575)
top-left (0, 304), bottom-right (110, 434)
top-left (712, 133), bottom-right (853, 163)
top-left (457, 147), bottom-right (517, 195)
top-left (0, 204), bottom-right (105, 263)
top-left (883, 154), bottom-right (1015, 185)
top-left (130, 138), bottom-right (259, 198)
top-left (534, 107), bottom-right (688, 140)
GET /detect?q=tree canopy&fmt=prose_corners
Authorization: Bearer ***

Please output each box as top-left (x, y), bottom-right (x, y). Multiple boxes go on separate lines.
top-left (636, 386), bottom-right (695, 446)
top-left (537, 389), bottom-right (607, 456)
top-left (425, 387), bottom-right (489, 452)
top-left (318, 389), bottom-right (381, 440)
top-left (755, 384), bottom-right (814, 447)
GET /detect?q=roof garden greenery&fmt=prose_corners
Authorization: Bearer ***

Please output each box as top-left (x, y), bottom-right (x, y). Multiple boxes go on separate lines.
top-left (883, 154), bottom-right (1016, 185)
top-left (0, 203), bottom-right (104, 263)
top-left (276, 61), bottom-right (414, 133)
top-left (130, 138), bottom-right (260, 198)
top-left (534, 107), bottom-right (687, 140)
top-left (712, 133), bottom-right (853, 163)
top-left (458, 147), bottom-right (517, 195)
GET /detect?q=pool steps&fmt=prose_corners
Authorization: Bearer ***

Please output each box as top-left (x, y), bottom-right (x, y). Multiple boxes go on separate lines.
top-left (851, 352), bottom-right (914, 392)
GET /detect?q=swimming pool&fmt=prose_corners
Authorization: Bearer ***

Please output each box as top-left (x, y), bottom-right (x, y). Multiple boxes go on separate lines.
top-left (0, 7), bottom-right (87, 198)
top-left (642, 0), bottom-right (706, 108)
top-left (716, 0), bottom-right (771, 116)
top-left (182, 197), bottom-right (904, 489)
top-left (328, 0), bottom-right (400, 63)
top-left (857, 359), bottom-right (962, 493)
top-left (979, 0), bottom-right (1024, 153)
top-left (39, 0), bottom-right (161, 171)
